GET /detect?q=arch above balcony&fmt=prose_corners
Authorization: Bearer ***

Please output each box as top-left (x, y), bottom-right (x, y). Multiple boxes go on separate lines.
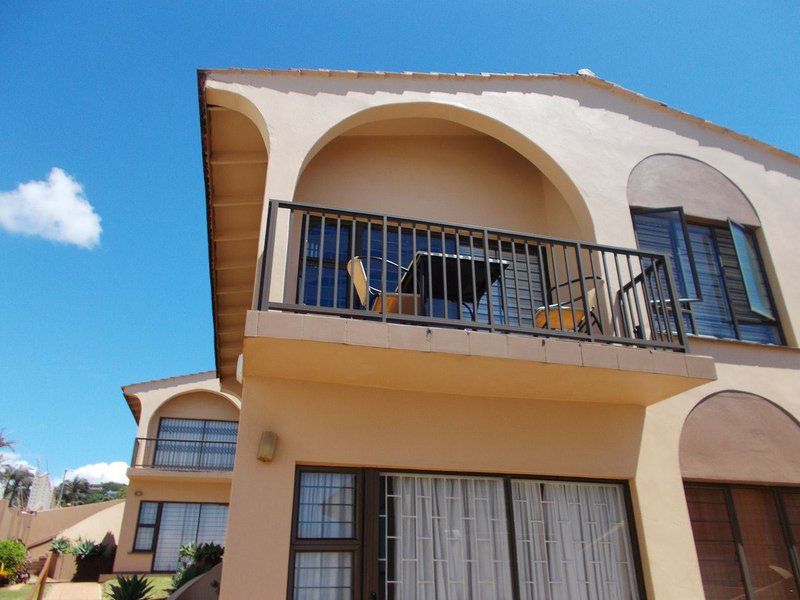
top-left (292, 101), bottom-right (596, 242)
top-left (628, 154), bottom-right (760, 227)
top-left (145, 389), bottom-right (241, 439)
top-left (679, 390), bottom-right (800, 485)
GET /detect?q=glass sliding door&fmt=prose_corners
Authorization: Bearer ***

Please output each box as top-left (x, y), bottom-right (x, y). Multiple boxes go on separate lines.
top-left (511, 480), bottom-right (640, 600)
top-left (379, 474), bottom-right (514, 599)
top-left (151, 502), bottom-right (229, 572)
top-left (288, 469), bottom-right (643, 600)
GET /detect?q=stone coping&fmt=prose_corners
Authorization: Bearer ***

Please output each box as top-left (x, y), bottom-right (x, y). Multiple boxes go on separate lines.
top-left (246, 310), bottom-right (716, 381)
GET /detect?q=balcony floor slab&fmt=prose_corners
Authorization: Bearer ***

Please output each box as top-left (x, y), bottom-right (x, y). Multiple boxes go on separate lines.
top-left (244, 310), bottom-right (716, 406)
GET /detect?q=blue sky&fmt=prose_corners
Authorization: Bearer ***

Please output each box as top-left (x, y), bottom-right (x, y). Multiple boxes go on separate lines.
top-left (1, 1), bottom-right (798, 482)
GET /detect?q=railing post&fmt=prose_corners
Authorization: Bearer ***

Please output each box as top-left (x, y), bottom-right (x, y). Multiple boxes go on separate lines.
top-left (482, 230), bottom-right (495, 332)
top-left (574, 242), bottom-right (593, 341)
top-left (130, 439), bottom-right (139, 467)
top-left (662, 255), bottom-right (688, 350)
top-left (382, 216), bottom-right (388, 322)
top-left (258, 200), bottom-right (279, 311)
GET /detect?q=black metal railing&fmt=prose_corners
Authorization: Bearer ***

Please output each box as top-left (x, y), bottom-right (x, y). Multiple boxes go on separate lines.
top-left (259, 200), bottom-right (687, 351)
top-left (131, 438), bottom-right (237, 471)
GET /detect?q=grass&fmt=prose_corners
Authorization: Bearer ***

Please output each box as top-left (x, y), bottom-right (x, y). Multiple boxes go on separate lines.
top-left (102, 575), bottom-right (172, 599)
top-left (0, 584), bottom-right (40, 599)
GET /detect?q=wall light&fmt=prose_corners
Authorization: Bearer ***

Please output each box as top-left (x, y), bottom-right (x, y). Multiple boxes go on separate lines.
top-left (257, 431), bottom-right (278, 462)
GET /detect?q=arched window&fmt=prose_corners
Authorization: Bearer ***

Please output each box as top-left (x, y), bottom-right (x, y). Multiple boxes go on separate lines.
top-left (680, 392), bottom-right (800, 599)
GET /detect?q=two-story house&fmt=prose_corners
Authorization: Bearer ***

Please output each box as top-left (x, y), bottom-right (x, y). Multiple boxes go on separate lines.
top-left (113, 372), bottom-right (239, 575)
top-left (122, 67), bottom-right (800, 599)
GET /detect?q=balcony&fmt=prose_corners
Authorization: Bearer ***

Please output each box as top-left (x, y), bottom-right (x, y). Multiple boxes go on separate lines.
top-left (246, 201), bottom-right (716, 405)
top-left (131, 437), bottom-right (236, 473)
top-left (260, 201), bottom-right (689, 347)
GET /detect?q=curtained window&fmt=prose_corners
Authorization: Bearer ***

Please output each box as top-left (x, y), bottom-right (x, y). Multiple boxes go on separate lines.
top-left (288, 468), bottom-right (643, 600)
top-left (132, 501), bottom-right (229, 572)
top-left (153, 418), bottom-right (238, 470)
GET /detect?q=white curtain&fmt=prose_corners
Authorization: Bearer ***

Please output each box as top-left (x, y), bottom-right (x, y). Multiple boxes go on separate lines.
top-left (511, 480), bottom-right (639, 600)
top-left (293, 552), bottom-right (352, 600)
top-left (382, 474), bottom-right (513, 599)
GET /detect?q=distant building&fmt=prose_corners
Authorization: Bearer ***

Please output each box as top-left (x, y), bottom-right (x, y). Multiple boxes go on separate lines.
top-left (26, 473), bottom-right (53, 512)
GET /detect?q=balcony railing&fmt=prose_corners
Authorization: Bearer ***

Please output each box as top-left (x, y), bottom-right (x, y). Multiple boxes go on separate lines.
top-left (259, 200), bottom-right (687, 352)
top-left (131, 438), bottom-right (236, 472)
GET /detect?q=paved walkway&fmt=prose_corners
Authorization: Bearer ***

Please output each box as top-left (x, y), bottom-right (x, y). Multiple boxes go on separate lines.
top-left (45, 582), bottom-right (101, 600)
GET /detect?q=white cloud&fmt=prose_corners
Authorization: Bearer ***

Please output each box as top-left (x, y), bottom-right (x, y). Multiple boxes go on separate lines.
top-left (67, 461), bottom-right (129, 485)
top-left (0, 452), bottom-right (32, 470)
top-left (0, 167), bottom-right (102, 248)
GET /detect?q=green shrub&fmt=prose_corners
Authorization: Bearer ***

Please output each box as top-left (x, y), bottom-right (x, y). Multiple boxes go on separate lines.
top-left (50, 537), bottom-right (71, 555)
top-left (105, 574), bottom-right (154, 600)
top-left (170, 562), bottom-right (205, 592)
top-left (0, 539), bottom-right (28, 584)
top-left (170, 543), bottom-right (224, 591)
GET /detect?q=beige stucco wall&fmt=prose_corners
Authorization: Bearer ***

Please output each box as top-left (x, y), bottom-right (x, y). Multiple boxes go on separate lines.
top-left (125, 374), bottom-right (241, 441)
top-left (219, 340), bottom-right (800, 600)
top-left (113, 479), bottom-right (231, 574)
top-left (146, 391), bottom-right (240, 439)
top-left (295, 131), bottom-right (577, 236)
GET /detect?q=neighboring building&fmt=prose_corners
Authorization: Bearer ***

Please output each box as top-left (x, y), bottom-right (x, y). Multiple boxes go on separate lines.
top-left (26, 472), bottom-right (53, 512)
top-left (121, 67), bottom-right (800, 599)
top-left (112, 372), bottom-right (240, 574)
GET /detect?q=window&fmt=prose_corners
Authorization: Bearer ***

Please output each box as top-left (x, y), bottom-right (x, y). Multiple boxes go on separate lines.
top-left (632, 208), bottom-right (781, 344)
top-left (154, 418), bottom-right (238, 470)
top-left (288, 468), bottom-right (644, 600)
top-left (685, 484), bottom-right (800, 600)
top-left (289, 469), bottom-right (361, 600)
top-left (133, 501), bottom-right (159, 552)
top-left (132, 501), bottom-right (229, 572)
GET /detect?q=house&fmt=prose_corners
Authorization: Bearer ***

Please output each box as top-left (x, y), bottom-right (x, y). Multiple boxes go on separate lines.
top-left (127, 67), bottom-right (800, 599)
top-left (113, 373), bottom-right (239, 575)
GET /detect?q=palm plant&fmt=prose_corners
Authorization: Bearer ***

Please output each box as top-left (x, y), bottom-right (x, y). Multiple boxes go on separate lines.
top-left (0, 429), bottom-right (14, 453)
top-left (56, 476), bottom-right (91, 506)
top-left (106, 574), bottom-right (154, 600)
top-left (1, 465), bottom-right (34, 508)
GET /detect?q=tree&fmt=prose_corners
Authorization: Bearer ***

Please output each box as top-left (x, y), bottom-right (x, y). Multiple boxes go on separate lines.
top-left (0, 429), bottom-right (14, 453)
top-left (55, 476), bottom-right (91, 506)
top-left (1, 465), bottom-right (34, 508)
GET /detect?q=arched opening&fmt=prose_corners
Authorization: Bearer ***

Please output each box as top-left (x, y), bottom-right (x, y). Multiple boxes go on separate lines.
top-left (680, 391), bottom-right (800, 599)
top-left (142, 391), bottom-right (240, 472)
top-left (628, 154), bottom-right (760, 226)
top-left (146, 390), bottom-right (240, 438)
top-left (295, 104), bottom-right (591, 241)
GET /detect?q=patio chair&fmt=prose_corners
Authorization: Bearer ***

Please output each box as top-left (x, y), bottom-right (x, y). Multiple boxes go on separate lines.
top-left (534, 277), bottom-right (603, 332)
top-left (346, 256), bottom-right (419, 314)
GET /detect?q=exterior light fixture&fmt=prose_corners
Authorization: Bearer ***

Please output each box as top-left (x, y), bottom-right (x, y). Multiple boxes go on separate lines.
top-left (236, 354), bottom-right (244, 384)
top-left (257, 431), bottom-right (278, 462)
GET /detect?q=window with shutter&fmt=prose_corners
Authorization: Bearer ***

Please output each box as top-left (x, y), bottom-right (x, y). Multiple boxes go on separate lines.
top-left (631, 210), bottom-right (782, 344)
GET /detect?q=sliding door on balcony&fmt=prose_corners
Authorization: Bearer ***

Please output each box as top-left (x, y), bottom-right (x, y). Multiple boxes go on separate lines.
top-left (153, 418), bottom-right (238, 471)
top-left (299, 215), bottom-right (552, 327)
